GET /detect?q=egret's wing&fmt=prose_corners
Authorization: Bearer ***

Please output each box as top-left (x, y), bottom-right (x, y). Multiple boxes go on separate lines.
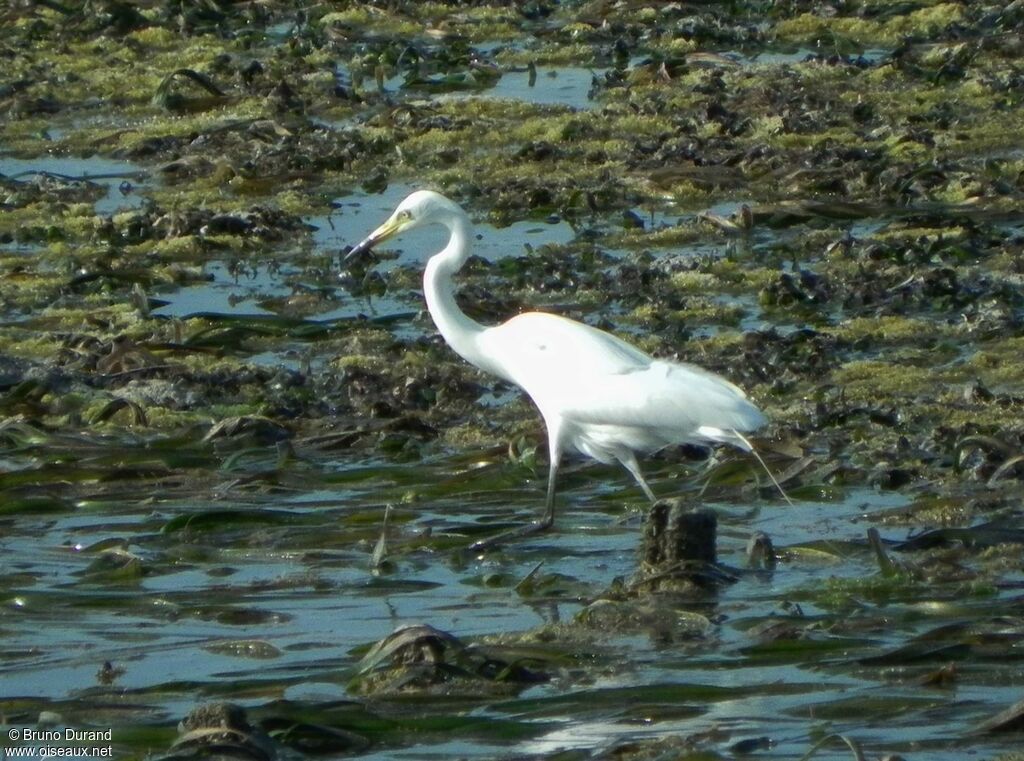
top-left (478, 312), bottom-right (764, 449)
top-left (478, 312), bottom-right (651, 386)
top-left (481, 314), bottom-right (760, 447)
top-left (560, 360), bottom-right (766, 448)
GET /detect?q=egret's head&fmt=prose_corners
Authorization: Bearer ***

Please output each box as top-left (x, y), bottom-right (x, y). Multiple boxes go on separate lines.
top-left (348, 190), bottom-right (464, 259)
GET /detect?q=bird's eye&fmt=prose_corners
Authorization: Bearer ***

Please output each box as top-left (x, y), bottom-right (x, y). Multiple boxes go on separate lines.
top-left (398, 210), bottom-right (413, 221)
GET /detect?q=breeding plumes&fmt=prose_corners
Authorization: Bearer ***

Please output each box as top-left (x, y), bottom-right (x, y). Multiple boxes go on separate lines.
top-left (349, 191), bottom-right (769, 545)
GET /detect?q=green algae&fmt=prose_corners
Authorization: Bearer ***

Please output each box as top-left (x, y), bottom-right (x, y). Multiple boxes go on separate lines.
top-left (774, 4), bottom-right (966, 47)
top-left (317, 4), bottom-right (520, 42)
top-left (0, 332), bottom-right (65, 362)
top-left (832, 315), bottom-right (953, 342)
top-left (812, 572), bottom-right (996, 611)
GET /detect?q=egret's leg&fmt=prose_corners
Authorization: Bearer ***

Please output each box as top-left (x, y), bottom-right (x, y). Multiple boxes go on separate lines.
top-left (541, 450), bottom-right (559, 527)
top-left (470, 426), bottom-right (561, 551)
top-left (618, 451), bottom-right (658, 504)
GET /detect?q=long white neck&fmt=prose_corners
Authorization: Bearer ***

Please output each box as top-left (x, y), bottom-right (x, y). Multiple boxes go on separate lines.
top-left (422, 213), bottom-right (499, 376)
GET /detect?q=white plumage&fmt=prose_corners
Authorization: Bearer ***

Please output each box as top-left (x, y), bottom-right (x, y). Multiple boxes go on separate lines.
top-left (349, 190), bottom-right (766, 539)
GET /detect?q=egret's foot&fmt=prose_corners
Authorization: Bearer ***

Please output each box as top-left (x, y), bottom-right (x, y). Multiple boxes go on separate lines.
top-left (468, 518), bottom-right (554, 551)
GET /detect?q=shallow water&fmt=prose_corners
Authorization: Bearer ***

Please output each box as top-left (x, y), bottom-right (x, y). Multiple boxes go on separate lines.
top-left (439, 66), bottom-right (599, 111)
top-left (4, 473), bottom-right (1013, 760)
top-left (152, 261), bottom-right (287, 318)
top-left (155, 184), bottom-right (576, 329)
top-left (314, 184), bottom-right (576, 268)
top-left (0, 156), bottom-right (149, 214)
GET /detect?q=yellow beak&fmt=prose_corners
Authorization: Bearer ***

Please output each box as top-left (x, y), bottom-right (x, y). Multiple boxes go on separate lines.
top-left (346, 213), bottom-right (408, 260)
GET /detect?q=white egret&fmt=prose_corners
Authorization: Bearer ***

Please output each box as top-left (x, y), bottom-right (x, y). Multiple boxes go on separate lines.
top-left (348, 191), bottom-right (768, 545)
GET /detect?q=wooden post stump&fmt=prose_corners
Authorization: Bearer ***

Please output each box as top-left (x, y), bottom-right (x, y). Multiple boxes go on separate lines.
top-left (633, 498), bottom-right (724, 593)
top-left (641, 498), bottom-right (718, 569)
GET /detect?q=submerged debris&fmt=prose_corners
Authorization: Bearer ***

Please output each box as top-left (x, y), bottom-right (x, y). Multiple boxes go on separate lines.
top-left (350, 624), bottom-right (549, 697)
top-left (164, 704), bottom-right (281, 761)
